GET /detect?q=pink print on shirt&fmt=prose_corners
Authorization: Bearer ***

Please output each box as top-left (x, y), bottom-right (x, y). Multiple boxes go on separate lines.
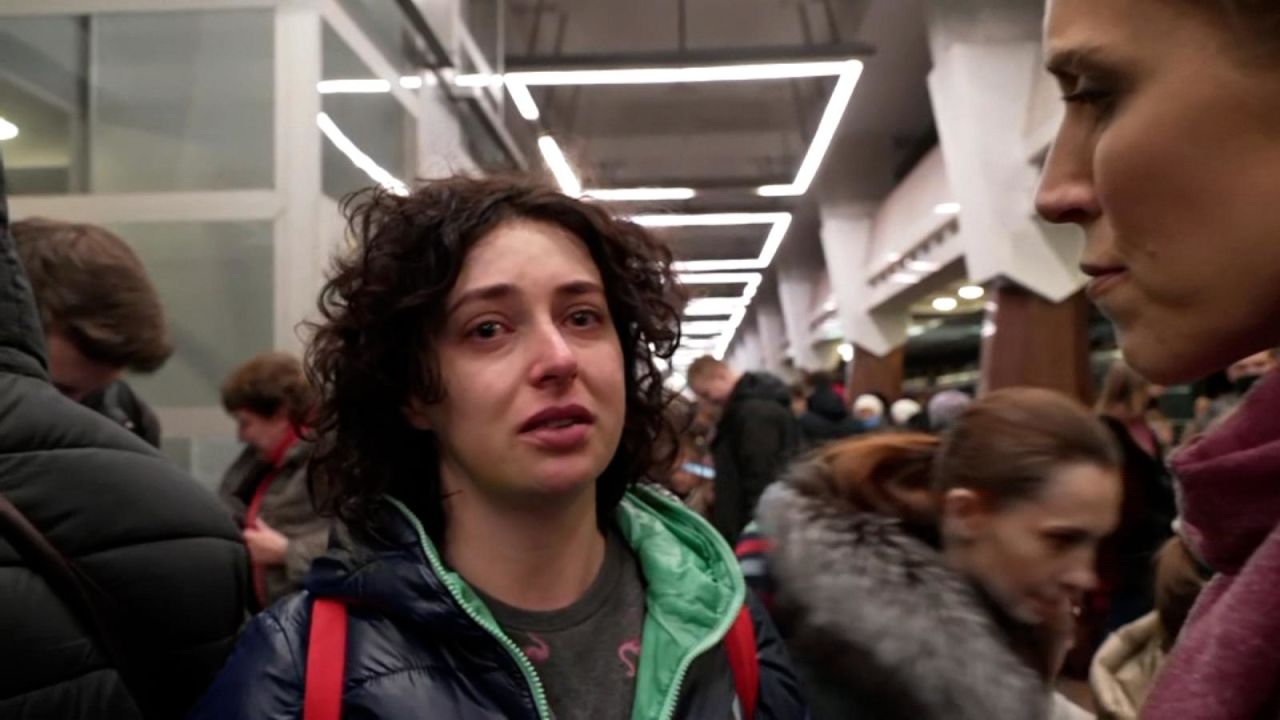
top-left (523, 633), bottom-right (551, 664)
top-left (618, 638), bottom-right (642, 678)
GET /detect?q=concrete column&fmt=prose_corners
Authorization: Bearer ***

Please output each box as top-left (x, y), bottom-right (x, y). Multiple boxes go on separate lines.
top-left (925, 0), bottom-right (1085, 303)
top-left (754, 294), bottom-right (788, 375)
top-left (849, 345), bottom-right (905, 402)
top-left (980, 280), bottom-right (1093, 402)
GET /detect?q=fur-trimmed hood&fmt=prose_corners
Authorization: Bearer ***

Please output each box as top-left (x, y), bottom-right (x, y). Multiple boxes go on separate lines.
top-left (756, 458), bottom-right (1050, 720)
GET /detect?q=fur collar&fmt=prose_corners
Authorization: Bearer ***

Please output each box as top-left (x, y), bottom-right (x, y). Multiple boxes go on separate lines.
top-left (756, 462), bottom-right (1049, 720)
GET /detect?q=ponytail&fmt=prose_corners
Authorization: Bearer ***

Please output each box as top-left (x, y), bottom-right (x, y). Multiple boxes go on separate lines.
top-left (789, 433), bottom-right (942, 528)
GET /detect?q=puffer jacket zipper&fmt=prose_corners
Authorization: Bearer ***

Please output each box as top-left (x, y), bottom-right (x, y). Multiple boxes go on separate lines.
top-left (388, 498), bottom-right (553, 720)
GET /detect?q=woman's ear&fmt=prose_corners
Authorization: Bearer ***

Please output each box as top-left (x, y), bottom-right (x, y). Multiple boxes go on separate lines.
top-left (941, 488), bottom-right (986, 543)
top-left (402, 395), bottom-right (434, 431)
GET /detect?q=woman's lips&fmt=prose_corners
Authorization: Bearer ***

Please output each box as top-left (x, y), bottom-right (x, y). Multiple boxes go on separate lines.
top-left (1085, 269), bottom-right (1130, 301)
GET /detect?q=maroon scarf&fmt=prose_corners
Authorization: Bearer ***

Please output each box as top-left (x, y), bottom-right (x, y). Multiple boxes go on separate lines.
top-left (1142, 370), bottom-right (1280, 719)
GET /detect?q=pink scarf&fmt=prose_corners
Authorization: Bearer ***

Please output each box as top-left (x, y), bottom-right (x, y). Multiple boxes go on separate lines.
top-left (1142, 371), bottom-right (1280, 719)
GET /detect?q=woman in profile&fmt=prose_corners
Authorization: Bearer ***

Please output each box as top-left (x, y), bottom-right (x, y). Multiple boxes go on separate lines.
top-left (1037, 1), bottom-right (1280, 715)
top-left (757, 387), bottom-right (1122, 720)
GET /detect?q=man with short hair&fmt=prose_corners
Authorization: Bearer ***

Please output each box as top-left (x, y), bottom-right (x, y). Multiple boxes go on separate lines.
top-left (687, 356), bottom-right (802, 543)
top-left (12, 217), bottom-right (170, 447)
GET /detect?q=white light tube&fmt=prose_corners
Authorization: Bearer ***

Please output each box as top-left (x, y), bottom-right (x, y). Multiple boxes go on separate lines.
top-left (537, 135), bottom-right (582, 197)
top-left (583, 187), bottom-right (697, 202)
top-left (317, 113), bottom-right (408, 196)
top-left (506, 80), bottom-right (541, 120)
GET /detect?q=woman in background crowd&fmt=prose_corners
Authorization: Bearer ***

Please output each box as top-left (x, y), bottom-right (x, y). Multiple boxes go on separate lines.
top-left (756, 388), bottom-right (1121, 720)
top-left (1037, 1), bottom-right (1280, 716)
top-left (1090, 536), bottom-right (1211, 720)
top-left (218, 351), bottom-right (328, 607)
top-left (192, 177), bottom-right (804, 720)
top-left (852, 393), bottom-right (886, 431)
top-left (1091, 362), bottom-right (1175, 636)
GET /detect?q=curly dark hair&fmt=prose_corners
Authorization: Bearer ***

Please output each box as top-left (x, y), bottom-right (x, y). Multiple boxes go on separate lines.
top-left (305, 176), bottom-right (685, 542)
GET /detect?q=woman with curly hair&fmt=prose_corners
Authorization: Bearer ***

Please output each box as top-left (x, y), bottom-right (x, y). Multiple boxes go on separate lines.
top-left (190, 177), bottom-right (805, 720)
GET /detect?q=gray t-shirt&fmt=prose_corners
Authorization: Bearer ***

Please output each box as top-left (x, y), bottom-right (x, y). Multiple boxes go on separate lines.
top-left (480, 529), bottom-right (647, 720)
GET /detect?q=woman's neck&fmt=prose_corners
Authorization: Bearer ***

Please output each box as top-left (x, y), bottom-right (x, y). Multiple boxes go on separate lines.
top-left (442, 479), bottom-right (607, 612)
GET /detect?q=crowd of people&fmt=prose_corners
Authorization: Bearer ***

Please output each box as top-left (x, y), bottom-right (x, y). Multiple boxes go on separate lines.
top-left (2, 0), bottom-right (1279, 718)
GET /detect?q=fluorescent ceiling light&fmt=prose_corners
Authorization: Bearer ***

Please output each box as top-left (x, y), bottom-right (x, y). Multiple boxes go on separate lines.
top-left (506, 80), bottom-right (540, 120)
top-left (906, 260), bottom-right (939, 273)
top-left (889, 272), bottom-right (921, 285)
top-left (685, 297), bottom-right (748, 316)
top-left (537, 135), bottom-right (582, 197)
top-left (677, 272), bottom-right (763, 285)
top-left (958, 285), bottom-right (985, 300)
top-left (318, 79), bottom-right (392, 94)
top-left (713, 307), bottom-right (750, 359)
top-left (317, 113), bottom-right (407, 196)
top-left (934, 202), bottom-right (962, 215)
top-left (0, 117), bottom-right (17, 141)
top-left (457, 60), bottom-right (853, 88)
top-left (753, 61), bottom-right (861, 198)
top-left (670, 213), bottom-right (793, 272)
top-left (755, 214), bottom-right (793, 268)
top-left (631, 211), bottom-right (789, 228)
top-left (790, 61), bottom-right (862, 195)
top-left (682, 320), bottom-right (730, 336)
top-left (583, 187), bottom-right (697, 202)
top-left (756, 184), bottom-right (798, 197)
top-left (932, 297), bottom-right (959, 312)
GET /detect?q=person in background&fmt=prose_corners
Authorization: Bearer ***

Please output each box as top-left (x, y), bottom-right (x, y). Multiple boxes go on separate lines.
top-left (219, 351), bottom-right (329, 607)
top-left (1093, 362), bottom-right (1176, 636)
top-left (1037, 1), bottom-right (1280, 715)
top-left (756, 388), bottom-right (1121, 720)
top-left (1090, 536), bottom-right (1212, 720)
top-left (0, 154), bottom-right (249, 719)
top-left (788, 382), bottom-right (808, 418)
top-left (11, 218), bottom-right (171, 448)
top-left (656, 397), bottom-right (715, 519)
top-left (890, 397), bottom-right (924, 430)
top-left (688, 355), bottom-right (803, 544)
top-left (927, 389), bottom-right (973, 433)
top-left (1190, 349), bottom-right (1278, 437)
top-left (797, 371), bottom-right (862, 446)
top-left (852, 392), bottom-right (886, 431)
top-left (191, 177), bottom-right (806, 720)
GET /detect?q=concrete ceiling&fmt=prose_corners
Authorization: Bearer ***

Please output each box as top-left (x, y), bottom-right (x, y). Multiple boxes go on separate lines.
top-left (501, 0), bottom-right (938, 355)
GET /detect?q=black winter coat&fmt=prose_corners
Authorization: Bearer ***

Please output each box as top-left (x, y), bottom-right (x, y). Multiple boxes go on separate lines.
top-left (797, 386), bottom-right (862, 446)
top-left (0, 154), bottom-right (251, 719)
top-left (710, 373), bottom-right (803, 544)
top-left (190, 489), bottom-right (808, 720)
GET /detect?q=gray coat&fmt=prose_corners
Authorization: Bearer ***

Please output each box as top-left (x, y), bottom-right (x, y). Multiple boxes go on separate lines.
top-left (219, 442), bottom-right (330, 604)
top-left (755, 458), bottom-right (1051, 720)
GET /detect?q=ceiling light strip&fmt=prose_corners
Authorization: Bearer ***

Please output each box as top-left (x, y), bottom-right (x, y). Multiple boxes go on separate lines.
top-left (317, 112), bottom-right (408, 196)
top-left (506, 80), bottom-right (541, 121)
top-left (584, 187), bottom-right (697, 202)
top-left (537, 135), bottom-right (583, 197)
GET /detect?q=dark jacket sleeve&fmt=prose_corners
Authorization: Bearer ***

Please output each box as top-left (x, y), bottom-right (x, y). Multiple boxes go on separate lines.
top-left (748, 590), bottom-right (808, 720)
top-left (187, 600), bottom-right (307, 720)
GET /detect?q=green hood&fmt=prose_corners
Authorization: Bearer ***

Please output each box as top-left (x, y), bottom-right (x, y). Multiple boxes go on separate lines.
top-left (390, 484), bottom-right (744, 720)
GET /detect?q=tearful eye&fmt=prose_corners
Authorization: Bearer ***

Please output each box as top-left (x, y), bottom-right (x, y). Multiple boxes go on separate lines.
top-left (568, 309), bottom-right (602, 328)
top-left (469, 321), bottom-right (503, 340)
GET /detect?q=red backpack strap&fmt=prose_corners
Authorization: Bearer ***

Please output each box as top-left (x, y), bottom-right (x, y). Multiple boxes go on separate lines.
top-left (724, 604), bottom-right (759, 720)
top-left (304, 597), bottom-right (348, 720)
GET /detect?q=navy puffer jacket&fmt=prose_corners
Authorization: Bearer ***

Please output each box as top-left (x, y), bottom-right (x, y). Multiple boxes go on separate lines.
top-left (191, 487), bottom-right (807, 719)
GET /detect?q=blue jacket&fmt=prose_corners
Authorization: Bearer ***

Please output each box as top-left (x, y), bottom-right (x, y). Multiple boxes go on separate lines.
top-left (190, 486), bottom-right (807, 719)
